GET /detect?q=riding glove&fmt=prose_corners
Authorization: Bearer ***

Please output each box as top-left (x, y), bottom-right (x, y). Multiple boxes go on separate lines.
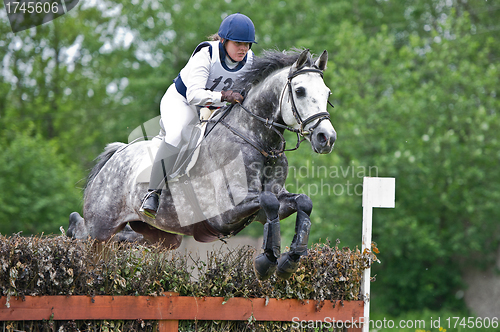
top-left (221, 90), bottom-right (244, 104)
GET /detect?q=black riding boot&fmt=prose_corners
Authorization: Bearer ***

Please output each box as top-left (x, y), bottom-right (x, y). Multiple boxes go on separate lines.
top-left (140, 189), bottom-right (162, 219)
top-left (140, 142), bottom-right (180, 218)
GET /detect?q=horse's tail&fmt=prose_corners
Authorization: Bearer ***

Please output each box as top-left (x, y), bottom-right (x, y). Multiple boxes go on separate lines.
top-left (84, 142), bottom-right (127, 196)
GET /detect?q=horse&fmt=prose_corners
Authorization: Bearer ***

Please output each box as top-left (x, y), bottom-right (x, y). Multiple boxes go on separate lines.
top-left (68, 49), bottom-right (337, 280)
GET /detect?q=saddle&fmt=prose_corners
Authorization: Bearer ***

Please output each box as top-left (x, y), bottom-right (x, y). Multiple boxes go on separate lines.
top-left (135, 108), bottom-right (214, 184)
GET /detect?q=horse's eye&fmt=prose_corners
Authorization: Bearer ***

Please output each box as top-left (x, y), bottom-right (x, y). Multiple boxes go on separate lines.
top-left (295, 87), bottom-right (306, 97)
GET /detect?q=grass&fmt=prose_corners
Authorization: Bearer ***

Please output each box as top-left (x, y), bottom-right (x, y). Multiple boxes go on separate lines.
top-left (369, 309), bottom-right (500, 332)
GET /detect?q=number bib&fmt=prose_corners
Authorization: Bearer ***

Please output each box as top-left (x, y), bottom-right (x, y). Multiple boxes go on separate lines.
top-left (203, 41), bottom-right (253, 92)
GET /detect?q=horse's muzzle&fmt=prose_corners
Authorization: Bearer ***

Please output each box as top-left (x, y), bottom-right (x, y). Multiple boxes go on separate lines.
top-left (311, 125), bottom-right (336, 154)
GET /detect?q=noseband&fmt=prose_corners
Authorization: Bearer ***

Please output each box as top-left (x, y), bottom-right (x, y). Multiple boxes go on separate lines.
top-left (207, 66), bottom-right (333, 159)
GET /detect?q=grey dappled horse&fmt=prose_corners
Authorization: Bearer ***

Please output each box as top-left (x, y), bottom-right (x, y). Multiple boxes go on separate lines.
top-left (68, 49), bottom-right (336, 280)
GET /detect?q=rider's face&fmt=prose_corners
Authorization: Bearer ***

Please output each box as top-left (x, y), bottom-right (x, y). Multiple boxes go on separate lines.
top-left (223, 40), bottom-right (250, 62)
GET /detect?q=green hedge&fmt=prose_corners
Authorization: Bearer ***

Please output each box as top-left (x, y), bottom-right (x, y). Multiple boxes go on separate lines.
top-left (0, 234), bottom-right (376, 331)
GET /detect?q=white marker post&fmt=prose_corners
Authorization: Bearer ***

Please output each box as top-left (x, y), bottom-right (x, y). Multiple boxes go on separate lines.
top-left (361, 177), bottom-right (395, 332)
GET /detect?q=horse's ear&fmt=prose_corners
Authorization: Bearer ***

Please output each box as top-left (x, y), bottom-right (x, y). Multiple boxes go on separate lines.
top-left (291, 49), bottom-right (310, 72)
top-left (315, 50), bottom-right (328, 71)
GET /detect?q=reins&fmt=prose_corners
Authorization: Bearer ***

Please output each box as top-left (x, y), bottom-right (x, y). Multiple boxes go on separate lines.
top-left (219, 103), bottom-right (288, 158)
top-left (206, 66), bottom-right (333, 159)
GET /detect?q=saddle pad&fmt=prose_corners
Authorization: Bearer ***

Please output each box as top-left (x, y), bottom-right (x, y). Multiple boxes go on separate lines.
top-left (135, 120), bottom-right (209, 184)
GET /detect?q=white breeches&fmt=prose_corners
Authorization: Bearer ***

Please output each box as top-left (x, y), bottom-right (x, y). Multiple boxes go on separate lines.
top-left (159, 84), bottom-right (198, 147)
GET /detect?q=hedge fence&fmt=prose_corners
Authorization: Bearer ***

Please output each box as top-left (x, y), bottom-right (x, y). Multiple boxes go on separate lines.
top-left (0, 234), bottom-right (376, 331)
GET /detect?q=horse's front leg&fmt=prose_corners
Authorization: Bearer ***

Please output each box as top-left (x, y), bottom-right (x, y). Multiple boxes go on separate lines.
top-left (276, 192), bottom-right (313, 279)
top-left (254, 191), bottom-right (281, 280)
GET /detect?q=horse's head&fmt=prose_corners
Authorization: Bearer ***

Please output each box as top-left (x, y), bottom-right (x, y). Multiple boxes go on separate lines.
top-left (281, 49), bottom-right (337, 154)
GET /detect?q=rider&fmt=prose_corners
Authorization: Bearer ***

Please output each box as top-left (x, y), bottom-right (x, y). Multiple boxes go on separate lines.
top-left (140, 13), bottom-right (257, 218)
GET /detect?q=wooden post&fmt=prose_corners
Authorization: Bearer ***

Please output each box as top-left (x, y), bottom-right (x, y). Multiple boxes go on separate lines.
top-left (361, 199), bottom-right (373, 332)
top-left (361, 177), bottom-right (395, 332)
top-left (157, 292), bottom-right (179, 332)
top-left (157, 320), bottom-right (179, 332)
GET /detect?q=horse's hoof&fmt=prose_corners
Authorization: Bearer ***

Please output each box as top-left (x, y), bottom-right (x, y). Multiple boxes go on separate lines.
top-left (112, 224), bottom-right (144, 242)
top-left (254, 253), bottom-right (278, 280)
top-left (67, 212), bottom-right (83, 238)
top-left (276, 252), bottom-right (300, 279)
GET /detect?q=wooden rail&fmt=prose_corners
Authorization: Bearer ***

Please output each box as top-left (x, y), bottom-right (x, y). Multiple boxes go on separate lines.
top-left (1, 293), bottom-right (364, 331)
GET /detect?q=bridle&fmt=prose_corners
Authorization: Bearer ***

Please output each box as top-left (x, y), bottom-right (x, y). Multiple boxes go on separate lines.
top-left (283, 67), bottom-right (332, 136)
top-left (211, 66), bottom-right (333, 159)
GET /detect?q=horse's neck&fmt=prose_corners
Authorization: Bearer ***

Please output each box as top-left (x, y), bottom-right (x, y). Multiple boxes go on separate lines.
top-left (220, 70), bottom-right (288, 152)
top-left (244, 69), bottom-right (288, 126)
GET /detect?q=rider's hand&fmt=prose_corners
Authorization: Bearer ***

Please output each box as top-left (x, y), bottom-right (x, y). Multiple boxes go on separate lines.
top-left (221, 90), bottom-right (244, 104)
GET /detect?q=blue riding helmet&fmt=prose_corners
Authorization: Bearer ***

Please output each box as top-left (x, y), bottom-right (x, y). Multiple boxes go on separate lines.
top-left (218, 13), bottom-right (257, 44)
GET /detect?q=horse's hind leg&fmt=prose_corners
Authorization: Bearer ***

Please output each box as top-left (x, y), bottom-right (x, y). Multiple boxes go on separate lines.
top-left (67, 212), bottom-right (90, 239)
top-left (68, 212), bottom-right (128, 242)
top-left (254, 191), bottom-right (281, 280)
top-left (276, 194), bottom-right (312, 279)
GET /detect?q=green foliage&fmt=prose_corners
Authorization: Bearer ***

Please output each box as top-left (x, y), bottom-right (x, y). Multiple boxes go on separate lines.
top-left (0, 131), bottom-right (83, 235)
top-left (370, 308), bottom-right (500, 332)
top-left (3, 320), bottom-right (157, 332)
top-left (191, 240), bottom-right (373, 303)
top-left (0, 235), bottom-right (372, 300)
top-left (279, 10), bottom-right (499, 314)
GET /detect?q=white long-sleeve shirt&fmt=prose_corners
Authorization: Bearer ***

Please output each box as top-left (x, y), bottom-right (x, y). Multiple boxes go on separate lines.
top-left (176, 41), bottom-right (254, 108)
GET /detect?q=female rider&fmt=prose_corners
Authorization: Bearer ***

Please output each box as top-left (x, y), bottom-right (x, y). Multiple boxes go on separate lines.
top-left (140, 13), bottom-right (257, 218)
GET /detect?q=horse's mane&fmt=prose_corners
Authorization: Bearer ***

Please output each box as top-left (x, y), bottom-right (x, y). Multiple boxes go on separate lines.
top-left (235, 49), bottom-right (314, 91)
top-left (84, 142), bottom-right (125, 195)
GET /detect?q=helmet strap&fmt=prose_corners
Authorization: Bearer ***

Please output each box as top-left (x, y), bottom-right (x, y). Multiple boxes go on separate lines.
top-left (221, 40), bottom-right (238, 63)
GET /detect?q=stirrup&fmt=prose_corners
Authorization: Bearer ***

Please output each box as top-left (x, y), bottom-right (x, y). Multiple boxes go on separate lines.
top-left (140, 190), bottom-right (160, 219)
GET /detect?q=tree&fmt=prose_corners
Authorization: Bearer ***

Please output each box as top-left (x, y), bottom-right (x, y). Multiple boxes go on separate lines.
top-left (0, 130), bottom-right (83, 235)
top-left (285, 11), bottom-right (500, 313)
